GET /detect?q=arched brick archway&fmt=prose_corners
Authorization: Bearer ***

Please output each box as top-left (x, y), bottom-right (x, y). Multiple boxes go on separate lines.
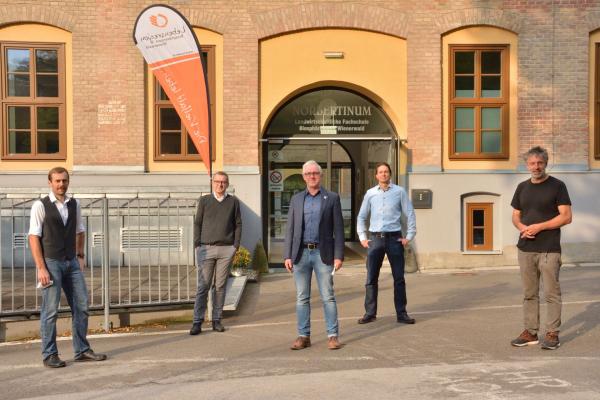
top-left (181, 9), bottom-right (228, 34)
top-left (0, 5), bottom-right (75, 31)
top-left (252, 3), bottom-right (408, 39)
top-left (434, 8), bottom-right (523, 35)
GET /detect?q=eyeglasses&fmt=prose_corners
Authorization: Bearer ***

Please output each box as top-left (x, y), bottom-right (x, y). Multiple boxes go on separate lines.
top-left (212, 180), bottom-right (228, 185)
top-left (303, 172), bottom-right (320, 176)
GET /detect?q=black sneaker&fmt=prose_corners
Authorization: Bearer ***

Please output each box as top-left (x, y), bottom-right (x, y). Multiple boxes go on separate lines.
top-left (189, 323), bottom-right (202, 335)
top-left (357, 314), bottom-right (376, 324)
top-left (43, 354), bottom-right (66, 368)
top-left (74, 350), bottom-right (107, 362)
top-left (510, 329), bottom-right (539, 347)
top-left (397, 312), bottom-right (416, 324)
top-left (541, 331), bottom-right (560, 350)
top-left (212, 320), bottom-right (225, 332)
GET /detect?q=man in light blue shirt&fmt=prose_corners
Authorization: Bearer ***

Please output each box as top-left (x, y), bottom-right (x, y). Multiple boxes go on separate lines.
top-left (356, 162), bottom-right (417, 325)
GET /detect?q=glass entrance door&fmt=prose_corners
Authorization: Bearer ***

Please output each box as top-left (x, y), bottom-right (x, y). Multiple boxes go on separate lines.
top-left (266, 140), bottom-right (353, 264)
top-left (265, 139), bottom-right (396, 265)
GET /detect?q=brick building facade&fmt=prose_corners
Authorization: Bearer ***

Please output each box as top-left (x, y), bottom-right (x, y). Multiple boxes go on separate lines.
top-left (1, 0), bottom-right (599, 269)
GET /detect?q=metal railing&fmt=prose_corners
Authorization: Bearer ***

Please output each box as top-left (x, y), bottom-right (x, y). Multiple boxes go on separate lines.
top-left (0, 192), bottom-right (205, 330)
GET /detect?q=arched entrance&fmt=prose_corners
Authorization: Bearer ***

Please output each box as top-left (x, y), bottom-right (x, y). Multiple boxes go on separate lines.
top-left (262, 87), bottom-right (399, 266)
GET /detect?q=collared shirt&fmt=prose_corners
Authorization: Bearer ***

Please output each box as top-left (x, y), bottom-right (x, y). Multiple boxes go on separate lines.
top-left (303, 188), bottom-right (323, 244)
top-left (357, 183), bottom-right (416, 242)
top-left (213, 192), bottom-right (229, 203)
top-left (28, 192), bottom-right (85, 237)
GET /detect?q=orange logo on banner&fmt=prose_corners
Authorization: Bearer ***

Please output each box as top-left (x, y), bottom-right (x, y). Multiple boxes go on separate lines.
top-left (149, 14), bottom-right (168, 28)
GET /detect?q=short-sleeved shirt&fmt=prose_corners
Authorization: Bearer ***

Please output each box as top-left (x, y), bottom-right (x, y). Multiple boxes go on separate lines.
top-left (511, 176), bottom-right (571, 253)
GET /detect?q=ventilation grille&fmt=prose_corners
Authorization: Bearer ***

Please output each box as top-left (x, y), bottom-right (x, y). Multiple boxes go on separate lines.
top-left (13, 233), bottom-right (28, 249)
top-left (92, 232), bottom-right (104, 248)
top-left (120, 228), bottom-right (183, 252)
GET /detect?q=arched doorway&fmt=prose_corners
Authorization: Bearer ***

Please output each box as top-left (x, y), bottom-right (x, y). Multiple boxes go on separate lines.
top-left (263, 87), bottom-right (399, 266)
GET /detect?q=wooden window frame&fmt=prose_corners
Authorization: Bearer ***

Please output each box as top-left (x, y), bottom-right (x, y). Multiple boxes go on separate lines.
top-left (1, 42), bottom-right (66, 160)
top-left (449, 44), bottom-right (509, 160)
top-left (466, 202), bottom-right (493, 251)
top-left (154, 45), bottom-right (216, 161)
top-left (595, 43), bottom-right (600, 159)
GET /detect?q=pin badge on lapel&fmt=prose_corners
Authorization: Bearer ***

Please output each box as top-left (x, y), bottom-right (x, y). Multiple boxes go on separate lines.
top-left (324, 196), bottom-right (328, 199)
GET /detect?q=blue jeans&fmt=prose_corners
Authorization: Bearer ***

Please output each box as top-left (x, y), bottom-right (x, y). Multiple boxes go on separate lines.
top-left (293, 248), bottom-right (339, 337)
top-left (40, 258), bottom-right (90, 360)
top-left (364, 233), bottom-right (407, 317)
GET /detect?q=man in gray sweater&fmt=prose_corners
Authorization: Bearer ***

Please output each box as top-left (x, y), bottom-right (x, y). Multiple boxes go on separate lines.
top-left (190, 171), bottom-right (242, 335)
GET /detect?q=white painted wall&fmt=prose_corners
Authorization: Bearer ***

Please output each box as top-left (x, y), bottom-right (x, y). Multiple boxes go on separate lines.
top-left (408, 171), bottom-right (600, 269)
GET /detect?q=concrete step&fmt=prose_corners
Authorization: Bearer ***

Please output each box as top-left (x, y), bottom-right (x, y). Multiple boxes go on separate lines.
top-left (223, 275), bottom-right (248, 311)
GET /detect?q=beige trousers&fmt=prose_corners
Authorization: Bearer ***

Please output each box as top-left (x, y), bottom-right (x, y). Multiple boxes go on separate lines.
top-left (518, 250), bottom-right (562, 334)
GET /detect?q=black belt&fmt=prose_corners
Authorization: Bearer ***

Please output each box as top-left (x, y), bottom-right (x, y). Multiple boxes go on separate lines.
top-left (369, 231), bottom-right (401, 238)
top-left (303, 243), bottom-right (319, 249)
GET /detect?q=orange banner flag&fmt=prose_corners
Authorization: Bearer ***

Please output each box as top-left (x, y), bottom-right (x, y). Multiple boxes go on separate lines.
top-left (133, 5), bottom-right (211, 174)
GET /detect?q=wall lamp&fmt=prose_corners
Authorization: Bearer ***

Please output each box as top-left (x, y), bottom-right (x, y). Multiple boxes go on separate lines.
top-left (323, 51), bottom-right (344, 59)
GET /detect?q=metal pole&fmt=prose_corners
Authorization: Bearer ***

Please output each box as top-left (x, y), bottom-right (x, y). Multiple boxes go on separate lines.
top-left (102, 197), bottom-right (110, 332)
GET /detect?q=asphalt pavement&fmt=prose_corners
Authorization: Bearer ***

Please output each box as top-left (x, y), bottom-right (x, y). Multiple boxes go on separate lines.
top-left (1, 264), bottom-right (600, 400)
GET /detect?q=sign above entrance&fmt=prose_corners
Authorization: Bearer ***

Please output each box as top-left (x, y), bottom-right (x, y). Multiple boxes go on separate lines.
top-left (265, 88), bottom-right (396, 137)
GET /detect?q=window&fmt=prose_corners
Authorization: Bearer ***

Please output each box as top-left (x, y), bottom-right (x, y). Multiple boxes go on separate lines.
top-left (595, 43), bottom-right (600, 159)
top-left (466, 202), bottom-right (493, 251)
top-left (1, 42), bottom-right (65, 159)
top-left (154, 46), bottom-right (216, 161)
top-left (449, 45), bottom-right (508, 159)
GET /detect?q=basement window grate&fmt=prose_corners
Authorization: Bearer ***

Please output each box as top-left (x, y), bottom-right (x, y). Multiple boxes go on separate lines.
top-left (120, 227), bottom-right (183, 252)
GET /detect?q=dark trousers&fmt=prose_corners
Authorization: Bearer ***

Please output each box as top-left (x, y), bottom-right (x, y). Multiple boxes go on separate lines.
top-left (364, 233), bottom-right (407, 317)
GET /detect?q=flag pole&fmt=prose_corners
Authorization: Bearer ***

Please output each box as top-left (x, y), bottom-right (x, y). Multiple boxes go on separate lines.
top-left (201, 54), bottom-right (213, 194)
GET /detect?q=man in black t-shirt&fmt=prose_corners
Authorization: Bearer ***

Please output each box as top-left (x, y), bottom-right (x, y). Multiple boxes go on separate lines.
top-left (510, 146), bottom-right (572, 350)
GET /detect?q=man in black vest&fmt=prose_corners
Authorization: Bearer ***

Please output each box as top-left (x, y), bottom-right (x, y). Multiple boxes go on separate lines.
top-left (29, 167), bottom-right (107, 368)
top-left (189, 171), bottom-right (242, 335)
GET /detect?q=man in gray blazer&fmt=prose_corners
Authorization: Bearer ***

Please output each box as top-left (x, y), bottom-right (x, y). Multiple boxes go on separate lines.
top-left (284, 160), bottom-right (344, 350)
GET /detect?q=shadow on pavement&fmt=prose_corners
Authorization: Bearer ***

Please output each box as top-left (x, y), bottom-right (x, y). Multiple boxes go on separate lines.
top-left (107, 332), bottom-right (191, 357)
top-left (560, 301), bottom-right (600, 344)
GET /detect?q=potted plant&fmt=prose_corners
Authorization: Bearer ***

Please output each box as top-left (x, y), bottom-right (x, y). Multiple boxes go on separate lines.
top-left (230, 246), bottom-right (252, 277)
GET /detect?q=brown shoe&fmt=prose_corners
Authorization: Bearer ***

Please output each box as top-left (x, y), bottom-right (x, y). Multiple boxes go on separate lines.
top-left (541, 331), bottom-right (560, 350)
top-left (510, 329), bottom-right (539, 347)
top-left (328, 336), bottom-right (342, 350)
top-left (290, 336), bottom-right (311, 350)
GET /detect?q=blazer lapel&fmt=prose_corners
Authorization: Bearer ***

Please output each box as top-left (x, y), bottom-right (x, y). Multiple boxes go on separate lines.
top-left (298, 189), bottom-right (307, 229)
top-left (319, 188), bottom-right (329, 221)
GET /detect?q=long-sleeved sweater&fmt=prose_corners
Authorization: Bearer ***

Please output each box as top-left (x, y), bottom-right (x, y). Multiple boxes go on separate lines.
top-left (193, 194), bottom-right (242, 248)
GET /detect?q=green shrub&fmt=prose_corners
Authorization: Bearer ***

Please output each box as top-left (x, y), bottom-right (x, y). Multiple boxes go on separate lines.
top-left (252, 241), bottom-right (269, 274)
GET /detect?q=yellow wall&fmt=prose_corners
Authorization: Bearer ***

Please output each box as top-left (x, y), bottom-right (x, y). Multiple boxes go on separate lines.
top-left (442, 26), bottom-right (518, 170)
top-left (589, 30), bottom-right (600, 169)
top-left (146, 27), bottom-right (223, 172)
top-left (0, 23), bottom-right (73, 172)
top-left (260, 29), bottom-right (407, 140)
